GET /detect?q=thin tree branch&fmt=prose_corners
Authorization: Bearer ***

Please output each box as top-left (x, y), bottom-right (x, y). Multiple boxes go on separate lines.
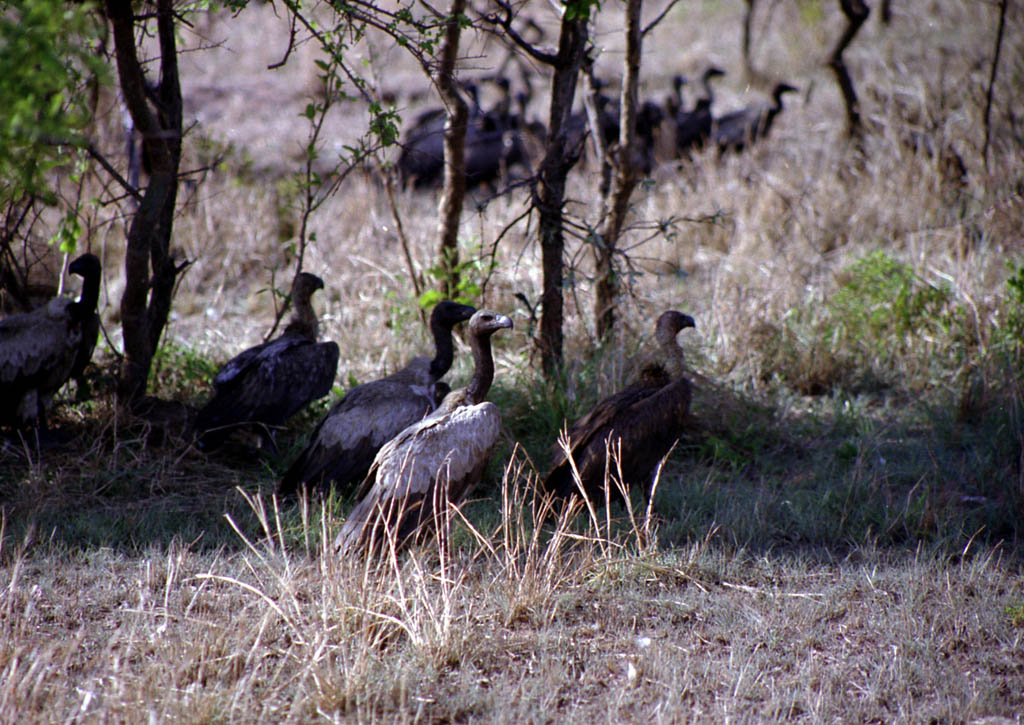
top-left (642, 0), bottom-right (683, 37)
top-left (268, 10), bottom-right (299, 70)
top-left (485, 0), bottom-right (559, 66)
top-left (982, 0), bottom-right (1008, 173)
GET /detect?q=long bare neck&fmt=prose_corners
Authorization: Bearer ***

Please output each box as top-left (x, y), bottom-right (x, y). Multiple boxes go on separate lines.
top-left (429, 319), bottom-right (456, 379)
top-left (75, 270), bottom-right (100, 320)
top-left (702, 75), bottom-right (716, 105)
top-left (656, 326), bottom-right (685, 380)
top-left (284, 291), bottom-right (318, 339)
top-left (771, 88), bottom-right (789, 114)
top-left (464, 332), bottom-right (495, 405)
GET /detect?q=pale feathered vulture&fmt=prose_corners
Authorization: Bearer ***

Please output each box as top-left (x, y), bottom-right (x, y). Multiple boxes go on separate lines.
top-left (194, 272), bottom-right (339, 454)
top-left (544, 310), bottom-right (695, 505)
top-left (0, 253), bottom-right (102, 429)
top-left (335, 309), bottom-right (513, 556)
top-left (278, 300), bottom-right (477, 498)
top-left (713, 82), bottom-right (798, 153)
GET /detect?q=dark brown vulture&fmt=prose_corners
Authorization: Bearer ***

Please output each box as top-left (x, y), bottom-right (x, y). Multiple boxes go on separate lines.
top-left (0, 253), bottom-right (102, 430)
top-left (68, 254), bottom-right (102, 398)
top-left (194, 272), bottom-right (339, 454)
top-left (543, 310), bottom-right (696, 505)
top-left (277, 300), bottom-right (477, 498)
top-left (712, 82), bottom-right (798, 153)
top-left (673, 66), bottom-right (726, 155)
top-left (334, 309), bottom-right (513, 556)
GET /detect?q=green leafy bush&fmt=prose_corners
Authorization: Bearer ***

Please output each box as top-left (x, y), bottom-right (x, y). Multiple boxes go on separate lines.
top-left (0, 0), bottom-right (106, 203)
top-left (826, 250), bottom-right (953, 363)
top-left (999, 262), bottom-right (1024, 365)
top-left (752, 252), bottom-right (972, 395)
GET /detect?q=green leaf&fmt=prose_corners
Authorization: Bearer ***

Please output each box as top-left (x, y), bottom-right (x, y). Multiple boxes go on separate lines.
top-left (418, 289), bottom-right (444, 309)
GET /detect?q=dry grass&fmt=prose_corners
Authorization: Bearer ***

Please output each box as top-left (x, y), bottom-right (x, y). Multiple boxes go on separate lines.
top-left (1, 470), bottom-right (1021, 722)
top-left (3, 0), bottom-right (1024, 720)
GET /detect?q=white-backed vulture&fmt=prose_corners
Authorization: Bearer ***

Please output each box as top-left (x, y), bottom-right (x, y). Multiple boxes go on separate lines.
top-left (278, 300), bottom-right (477, 497)
top-left (712, 82), bottom-right (798, 153)
top-left (194, 272), bottom-right (339, 454)
top-left (543, 310), bottom-right (695, 505)
top-left (0, 253), bottom-right (102, 429)
top-left (335, 309), bottom-right (513, 556)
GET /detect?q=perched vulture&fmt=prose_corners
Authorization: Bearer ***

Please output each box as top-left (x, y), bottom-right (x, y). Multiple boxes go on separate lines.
top-left (194, 272), bottom-right (339, 454)
top-left (0, 253), bottom-right (102, 429)
top-left (544, 310), bottom-right (696, 505)
top-left (335, 309), bottom-right (513, 556)
top-left (278, 300), bottom-right (477, 498)
top-left (712, 82), bottom-right (798, 153)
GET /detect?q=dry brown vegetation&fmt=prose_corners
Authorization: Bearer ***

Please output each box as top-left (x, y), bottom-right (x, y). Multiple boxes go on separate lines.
top-left (2, 0), bottom-right (1024, 721)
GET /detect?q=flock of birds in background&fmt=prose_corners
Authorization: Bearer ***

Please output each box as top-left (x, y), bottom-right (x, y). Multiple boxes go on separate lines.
top-left (1, 262), bottom-right (695, 557)
top-left (396, 65), bottom-right (799, 190)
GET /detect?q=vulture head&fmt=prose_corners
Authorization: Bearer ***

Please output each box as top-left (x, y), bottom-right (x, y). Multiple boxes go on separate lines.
top-left (285, 272), bottom-right (327, 339)
top-left (772, 83), bottom-right (799, 105)
top-left (468, 309), bottom-right (514, 339)
top-left (656, 310), bottom-right (696, 339)
top-left (68, 253), bottom-right (101, 317)
top-left (702, 66), bottom-right (726, 83)
top-left (69, 253), bottom-right (101, 281)
top-left (655, 310), bottom-right (696, 378)
top-left (431, 300), bottom-right (477, 329)
top-left (427, 301), bottom-right (477, 380)
top-left (293, 271), bottom-right (325, 302)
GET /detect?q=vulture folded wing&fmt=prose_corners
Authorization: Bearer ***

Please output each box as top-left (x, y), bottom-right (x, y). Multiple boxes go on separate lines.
top-left (0, 299), bottom-right (77, 381)
top-left (338, 401), bottom-right (502, 554)
top-left (211, 335), bottom-right (299, 389)
top-left (546, 380), bottom-right (663, 496)
top-left (279, 380), bottom-right (436, 497)
top-left (197, 335), bottom-right (339, 446)
top-left (0, 299), bottom-right (81, 426)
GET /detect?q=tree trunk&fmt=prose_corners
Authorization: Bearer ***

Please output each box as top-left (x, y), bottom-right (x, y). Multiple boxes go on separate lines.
top-left (536, 15), bottom-right (589, 375)
top-left (593, 0), bottom-right (643, 342)
top-left (742, 0), bottom-right (757, 79)
top-left (434, 0), bottom-right (469, 299)
top-left (827, 0), bottom-right (870, 139)
top-left (107, 0), bottom-right (184, 405)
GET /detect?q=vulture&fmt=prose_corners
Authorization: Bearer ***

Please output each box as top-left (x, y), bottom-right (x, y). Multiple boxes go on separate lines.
top-left (193, 272), bottom-right (339, 454)
top-left (397, 79), bottom-right (530, 190)
top-left (69, 254), bottom-right (102, 399)
top-left (713, 82), bottom-right (798, 153)
top-left (543, 310), bottom-right (696, 506)
top-left (673, 66), bottom-right (726, 154)
top-left (567, 89), bottom-right (665, 176)
top-left (0, 253), bottom-right (102, 429)
top-left (278, 300), bottom-right (477, 498)
top-left (334, 309), bottom-right (512, 556)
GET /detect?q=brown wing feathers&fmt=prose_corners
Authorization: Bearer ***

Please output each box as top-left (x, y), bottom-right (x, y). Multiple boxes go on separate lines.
top-left (544, 311), bottom-right (695, 504)
top-left (0, 253), bottom-right (102, 429)
top-left (194, 272), bottom-right (339, 453)
top-left (277, 300), bottom-right (476, 497)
